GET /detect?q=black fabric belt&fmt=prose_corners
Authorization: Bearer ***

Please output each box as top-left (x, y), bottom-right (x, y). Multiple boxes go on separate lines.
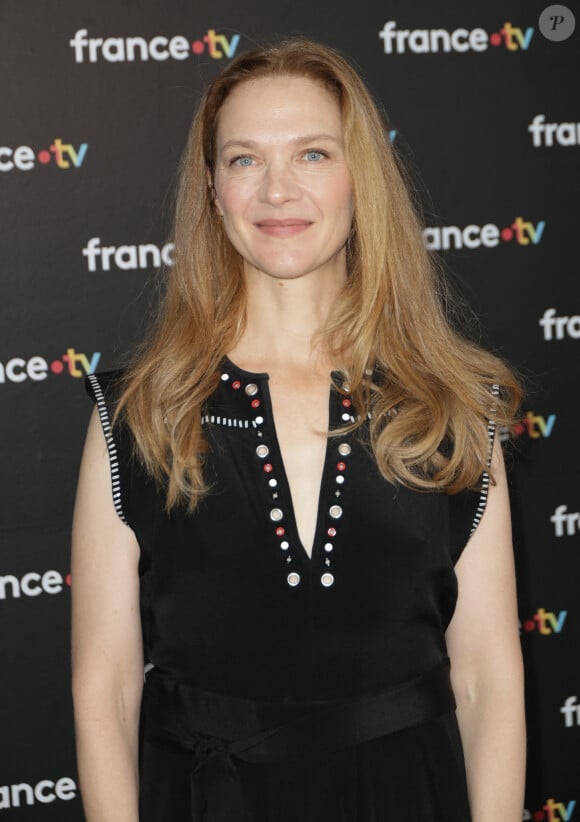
top-left (141, 661), bottom-right (456, 822)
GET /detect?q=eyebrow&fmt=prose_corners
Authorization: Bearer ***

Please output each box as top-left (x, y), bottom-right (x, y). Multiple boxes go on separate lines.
top-left (219, 133), bottom-right (342, 152)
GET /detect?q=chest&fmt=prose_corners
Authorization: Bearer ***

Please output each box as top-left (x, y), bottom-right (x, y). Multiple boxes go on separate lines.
top-left (267, 374), bottom-right (333, 558)
top-left (126, 376), bottom-right (460, 696)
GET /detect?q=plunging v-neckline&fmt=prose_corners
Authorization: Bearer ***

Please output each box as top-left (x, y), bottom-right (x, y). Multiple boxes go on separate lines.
top-left (223, 356), bottom-right (338, 563)
top-left (260, 380), bottom-right (333, 563)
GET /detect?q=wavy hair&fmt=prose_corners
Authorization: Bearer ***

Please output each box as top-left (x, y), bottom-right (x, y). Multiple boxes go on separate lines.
top-left (116, 38), bottom-right (522, 510)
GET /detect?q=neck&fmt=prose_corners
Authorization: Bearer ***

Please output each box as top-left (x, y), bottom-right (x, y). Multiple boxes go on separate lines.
top-left (229, 265), bottom-right (346, 376)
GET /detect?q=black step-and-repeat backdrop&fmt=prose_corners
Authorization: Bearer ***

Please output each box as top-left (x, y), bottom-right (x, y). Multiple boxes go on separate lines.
top-left (0, 0), bottom-right (578, 817)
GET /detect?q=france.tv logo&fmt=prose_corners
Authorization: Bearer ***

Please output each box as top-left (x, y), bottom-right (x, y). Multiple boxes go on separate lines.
top-left (512, 411), bottom-right (556, 439)
top-left (423, 216), bottom-right (545, 251)
top-left (550, 505), bottom-right (580, 537)
top-left (69, 28), bottom-right (240, 63)
top-left (0, 349), bottom-right (101, 385)
top-left (524, 798), bottom-right (576, 821)
top-left (0, 139), bottom-right (88, 172)
top-left (379, 21), bottom-right (534, 55)
top-left (521, 608), bottom-right (567, 635)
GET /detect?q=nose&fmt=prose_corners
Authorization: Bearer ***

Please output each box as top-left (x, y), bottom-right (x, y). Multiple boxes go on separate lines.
top-left (259, 159), bottom-right (301, 205)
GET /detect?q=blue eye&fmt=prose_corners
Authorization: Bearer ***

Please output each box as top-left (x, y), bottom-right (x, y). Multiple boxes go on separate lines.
top-left (232, 156), bottom-right (253, 167)
top-left (304, 150), bottom-right (324, 161)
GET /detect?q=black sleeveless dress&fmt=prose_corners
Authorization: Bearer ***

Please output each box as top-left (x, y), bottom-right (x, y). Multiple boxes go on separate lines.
top-left (86, 361), bottom-right (494, 822)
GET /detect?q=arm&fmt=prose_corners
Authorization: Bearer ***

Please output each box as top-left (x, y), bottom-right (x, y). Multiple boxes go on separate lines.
top-left (446, 440), bottom-right (526, 822)
top-left (71, 407), bottom-right (143, 821)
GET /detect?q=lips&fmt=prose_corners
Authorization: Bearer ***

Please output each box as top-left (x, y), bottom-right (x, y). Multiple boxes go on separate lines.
top-left (254, 218), bottom-right (312, 237)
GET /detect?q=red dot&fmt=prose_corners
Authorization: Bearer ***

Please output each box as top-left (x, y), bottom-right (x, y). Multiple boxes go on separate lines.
top-left (51, 360), bottom-right (64, 374)
top-left (501, 227), bottom-right (513, 242)
top-left (264, 463), bottom-right (273, 473)
top-left (523, 620), bottom-right (535, 632)
top-left (251, 399), bottom-right (260, 408)
top-left (275, 527), bottom-right (285, 537)
top-left (342, 398), bottom-right (352, 407)
top-left (37, 149), bottom-right (51, 164)
top-left (533, 811), bottom-right (545, 821)
top-left (513, 422), bottom-right (524, 436)
top-left (65, 573), bottom-right (72, 587)
top-left (327, 527), bottom-right (337, 537)
top-left (232, 380), bottom-right (241, 389)
top-left (191, 39), bottom-right (205, 54)
top-left (337, 462), bottom-right (346, 471)
top-left (489, 32), bottom-right (502, 46)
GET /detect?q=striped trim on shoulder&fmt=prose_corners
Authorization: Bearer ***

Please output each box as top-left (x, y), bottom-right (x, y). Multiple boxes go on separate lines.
top-left (469, 383), bottom-right (500, 537)
top-left (87, 373), bottom-right (127, 524)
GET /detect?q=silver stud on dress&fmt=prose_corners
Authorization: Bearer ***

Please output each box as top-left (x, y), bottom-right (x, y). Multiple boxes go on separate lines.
top-left (270, 508), bottom-right (283, 522)
top-left (321, 572), bottom-right (334, 587)
top-left (256, 444), bottom-right (269, 458)
top-left (338, 443), bottom-right (351, 456)
top-left (287, 572), bottom-right (301, 587)
top-left (329, 505), bottom-right (343, 519)
top-left (245, 383), bottom-right (258, 396)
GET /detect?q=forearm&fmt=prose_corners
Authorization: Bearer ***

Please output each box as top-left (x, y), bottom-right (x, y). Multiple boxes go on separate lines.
top-left (456, 678), bottom-right (526, 822)
top-left (74, 691), bottom-right (141, 822)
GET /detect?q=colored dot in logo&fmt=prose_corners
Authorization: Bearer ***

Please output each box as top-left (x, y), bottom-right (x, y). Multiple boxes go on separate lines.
top-left (191, 40), bottom-right (205, 54)
top-left (501, 227), bottom-right (513, 241)
top-left (50, 360), bottom-right (64, 374)
top-left (489, 32), bottom-right (502, 46)
top-left (523, 619), bottom-right (536, 632)
top-left (37, 149), bottom-right (51, 164)
top-left (513, 422), bottom-right (525, 436)
top-left (533, 811), bottom-right (545, 821)
top-left (65, 573), bottom-right (72, 587)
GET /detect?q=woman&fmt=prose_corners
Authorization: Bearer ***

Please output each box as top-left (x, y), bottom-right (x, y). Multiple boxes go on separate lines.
top-left (71, 39), bottom-right (526, 821)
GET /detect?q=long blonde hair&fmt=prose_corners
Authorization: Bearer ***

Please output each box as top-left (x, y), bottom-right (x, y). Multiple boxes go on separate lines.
top-left (116, 38), bottom-right (521, 510)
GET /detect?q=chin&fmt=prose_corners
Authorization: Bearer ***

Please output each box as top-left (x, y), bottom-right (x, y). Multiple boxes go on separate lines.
top-left (249, 257), bottom-right (317, 281)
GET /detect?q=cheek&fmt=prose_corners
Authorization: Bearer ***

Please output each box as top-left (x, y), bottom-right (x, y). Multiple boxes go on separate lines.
top-left (214, 180), bottom-right (251, 222)
top-left (333, 184), bottom-right (353, 248)
top-left (345, 186), bottom-right (354, 217)
top-left (213, 185), bottom-right (252, 255)
top-left (213, 183), bottom-right (228, 218)
top-left (334, 182), bottom-right (353, 227)
top-left (326, 174), bottom-right (353, 216)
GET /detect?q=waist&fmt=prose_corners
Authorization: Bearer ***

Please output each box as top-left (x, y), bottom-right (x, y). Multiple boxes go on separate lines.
top-left (141, 660), bottom-right (456, 761)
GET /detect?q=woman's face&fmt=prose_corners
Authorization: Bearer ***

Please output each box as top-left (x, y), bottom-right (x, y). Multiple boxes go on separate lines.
top-left (213, 75), bottom-right (353, 285)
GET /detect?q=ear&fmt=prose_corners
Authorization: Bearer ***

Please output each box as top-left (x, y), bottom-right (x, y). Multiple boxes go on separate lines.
top-left (206, 168), bottom-right (223, 216)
